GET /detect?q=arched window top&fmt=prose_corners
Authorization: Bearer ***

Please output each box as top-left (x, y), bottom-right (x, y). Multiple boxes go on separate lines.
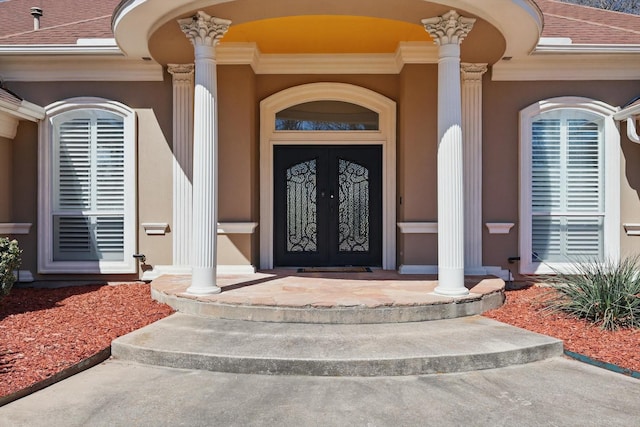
top-left (275, 101), bottom-right (379, 131)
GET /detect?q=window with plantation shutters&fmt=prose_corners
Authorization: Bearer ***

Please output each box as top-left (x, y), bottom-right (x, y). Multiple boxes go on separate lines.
top-left (519, 97), bottom-right (620, 275)
top-left (53, 114), bottom-right (125, 261)
top-left (39, 99), bottom-right (136, 274)
top-left (531, 112), bottom-right (604, 263)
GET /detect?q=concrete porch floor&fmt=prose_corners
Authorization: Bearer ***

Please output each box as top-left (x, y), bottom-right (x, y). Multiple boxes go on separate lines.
top-left (150, 270), bottom-right (505, 323)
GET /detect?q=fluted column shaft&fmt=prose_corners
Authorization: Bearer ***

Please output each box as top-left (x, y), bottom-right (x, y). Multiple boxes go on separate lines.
top-left (423, 11), bottom-right (475, 296)
top-left (179, 12), bottom-right (230, 294)
top-left (461, 63), bottom-right (488, 274)
top-left (168, 64), bottom-right (194, 268)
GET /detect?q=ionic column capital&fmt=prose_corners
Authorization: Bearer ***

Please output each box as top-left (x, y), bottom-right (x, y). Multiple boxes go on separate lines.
top-left (461, 63), bottom-right (488, 82)
top-left (168, 64), bottom-right (195, 84)
top-left (422, 10), bottom-right (475, 46)
top-left (178, 11), bottom-right (231, 49)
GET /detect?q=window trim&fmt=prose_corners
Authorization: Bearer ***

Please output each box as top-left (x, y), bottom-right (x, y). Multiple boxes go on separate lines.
top-left (519, 96), bottom-right (620, 274)
top-left (38, 97), bottom-right (137, 274)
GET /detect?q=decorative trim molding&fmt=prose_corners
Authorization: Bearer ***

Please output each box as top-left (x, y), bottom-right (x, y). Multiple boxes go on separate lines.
top-left (0, 56), bottom-right (163, 82)
top-left (216, 41), bottom-right (438, 74)
top-left (398, 265), bottom-right (438, 275)
top-left (0, 223), bottom-right (32, 235)
top-left (217, 222), bottom-right (258, 234)
top-left (260, 83), bottom-right (396, 270)
top-left (485, 222), bottom-right (514, 234)
top-left (397, 222), bottom-right (438, 234)
top-left (493, 54), bottom-right (640, 81)
top-left (623, 224), bottom-right (640, 236)
top-left (142, 223), bottom-right (170, 235)
top-left (141, 264), bottom-right (256, 281)
top-left (398, 264), bottom-right (510, 280)
top-left (483, 266), bottom-right (510, 281)
top-left (13, 270), bottom-right (34, 283)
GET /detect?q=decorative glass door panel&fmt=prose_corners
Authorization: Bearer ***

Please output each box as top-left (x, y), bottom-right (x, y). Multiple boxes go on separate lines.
top-left (286, 159), bottom-right (317, 253)
top-left (274, 146), bottom-right (381, 266)
top-left (338, 159), bottom-right (370, 252)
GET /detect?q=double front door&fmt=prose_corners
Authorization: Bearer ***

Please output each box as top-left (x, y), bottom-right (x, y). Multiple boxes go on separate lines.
top-left (274, 145), bottom-right (382, 267)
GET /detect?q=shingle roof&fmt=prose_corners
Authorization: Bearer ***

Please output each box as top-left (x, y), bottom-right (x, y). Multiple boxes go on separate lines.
top-left (0, 0), bottom-right (119, 44)
top-left (537, 0), bottom-right (640, 44)
top-left (0, 0), bottom-right (638, 46)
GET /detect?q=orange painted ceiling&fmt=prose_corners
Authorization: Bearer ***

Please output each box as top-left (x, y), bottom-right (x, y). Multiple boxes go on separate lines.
top-left (222, 15), bottom-right (432, 54)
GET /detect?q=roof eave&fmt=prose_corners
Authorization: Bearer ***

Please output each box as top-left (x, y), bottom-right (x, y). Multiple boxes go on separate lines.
top-left (0, 44), bottom-right (124, 56)
top-left (534, 43), bottom-right (640, 55)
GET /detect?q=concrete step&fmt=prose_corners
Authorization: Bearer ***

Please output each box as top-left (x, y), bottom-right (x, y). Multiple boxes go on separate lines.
top-left (112, 313), bottom-right (563, 377)
top-left (150, 275), bottom-right (506, 324)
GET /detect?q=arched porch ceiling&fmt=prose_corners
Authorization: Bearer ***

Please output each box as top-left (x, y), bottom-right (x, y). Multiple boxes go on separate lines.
top-left (114, 0), bottom-right (541, 66)
top-left (223, 16), bottom-right (432, 54)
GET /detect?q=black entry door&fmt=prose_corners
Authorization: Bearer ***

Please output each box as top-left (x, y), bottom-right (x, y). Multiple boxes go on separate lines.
top-left (274, 145), bottom-right (382, 267)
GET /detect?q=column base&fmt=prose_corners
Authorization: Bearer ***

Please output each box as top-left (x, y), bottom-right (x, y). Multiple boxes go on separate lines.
top-left (435, 267), bottom-right (469, 296)
top-left (186, 266), bottom-right (221, 295)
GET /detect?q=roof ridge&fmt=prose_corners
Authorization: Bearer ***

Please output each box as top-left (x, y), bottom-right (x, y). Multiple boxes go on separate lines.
top-left (0, 14), bottom-right (112, 41)
top-left (545, 12), bottom-right (640, 37)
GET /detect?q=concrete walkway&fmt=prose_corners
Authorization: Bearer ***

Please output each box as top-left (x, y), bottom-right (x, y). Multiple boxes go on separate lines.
top-left (1, 357), bottom-right (639, 426)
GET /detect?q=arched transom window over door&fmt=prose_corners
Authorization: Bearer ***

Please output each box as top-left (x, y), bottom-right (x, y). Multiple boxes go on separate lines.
top-left (260, 83), bottom-right (396, 270)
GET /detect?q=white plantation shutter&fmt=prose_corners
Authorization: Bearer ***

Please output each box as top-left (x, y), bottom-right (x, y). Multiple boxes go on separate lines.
top-left (52, 112), bottom-right (126, 262)
top-left (531, 111), bottom-right (604, 262)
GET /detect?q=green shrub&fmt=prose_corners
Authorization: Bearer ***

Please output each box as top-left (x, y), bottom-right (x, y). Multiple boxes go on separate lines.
top-left (0, 238), bottom-right (21, 300)
top-left (543, 256), bottom-right (640, 330)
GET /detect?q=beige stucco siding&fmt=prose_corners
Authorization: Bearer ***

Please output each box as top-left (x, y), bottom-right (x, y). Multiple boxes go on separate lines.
top-left (0, 136), bottom-right (12, 222)
top-left (218, 65), bottom-right (259, 267)
top-left (7, 80), bottom-right (173, 279)
top-left (397, 64), bottom-right (438, 266)
top-left (483, 77), bottom-right (640, 273)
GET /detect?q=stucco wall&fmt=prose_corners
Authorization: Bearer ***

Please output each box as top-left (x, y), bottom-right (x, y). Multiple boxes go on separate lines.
top-left (218, 65), bottom-right (258, 266)
top-left (482, 77), bottom-right (640, 275)
top-left (5, 68), bottom-right (640, 278)
top-left (398, 64), bottom-right (438, 266)
top-left (0, 136), bottom-right (12, 222)
top-left (7, 80), bottom-right (173, 280)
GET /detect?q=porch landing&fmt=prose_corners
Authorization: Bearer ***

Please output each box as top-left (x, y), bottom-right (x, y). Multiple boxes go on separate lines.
top-left (150, 270), bottom-right (505, 324)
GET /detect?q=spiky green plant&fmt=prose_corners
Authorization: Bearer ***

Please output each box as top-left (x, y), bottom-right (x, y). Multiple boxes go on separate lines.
top-left (0, 238), bottom-right (21, 301)
top-left (543, 256), bottom-right (640, 330)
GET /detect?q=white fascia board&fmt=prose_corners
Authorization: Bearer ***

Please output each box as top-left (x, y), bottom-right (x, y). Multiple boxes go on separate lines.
top-left (0, 98), bottom-right (45, 121)
top-left (534, 44), bottom-right (640, 54)
top-left (0, 44), bottom-right (124, 56)
top-left (492, 53), bottom-right (640, 81)
top-left (613, 103), bottom-right (640, 121)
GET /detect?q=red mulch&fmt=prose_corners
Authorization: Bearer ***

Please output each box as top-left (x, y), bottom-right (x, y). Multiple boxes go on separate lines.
top-left (484, 285), bottom-right (640, 373)
top-left (0, 283), bottom-right (174, 398)
top-left (1, 284), bottom-right (639, 399)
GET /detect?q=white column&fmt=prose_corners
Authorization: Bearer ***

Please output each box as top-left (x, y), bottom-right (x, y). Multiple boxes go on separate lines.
top-left (179, 12), bottom-right (231, 295)
top-left (168, 64), bottom-right (194, 268)
top-left (461, 63), bottom-right (488, 275)
top-left (423, 10), bottom-right (475, 296)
